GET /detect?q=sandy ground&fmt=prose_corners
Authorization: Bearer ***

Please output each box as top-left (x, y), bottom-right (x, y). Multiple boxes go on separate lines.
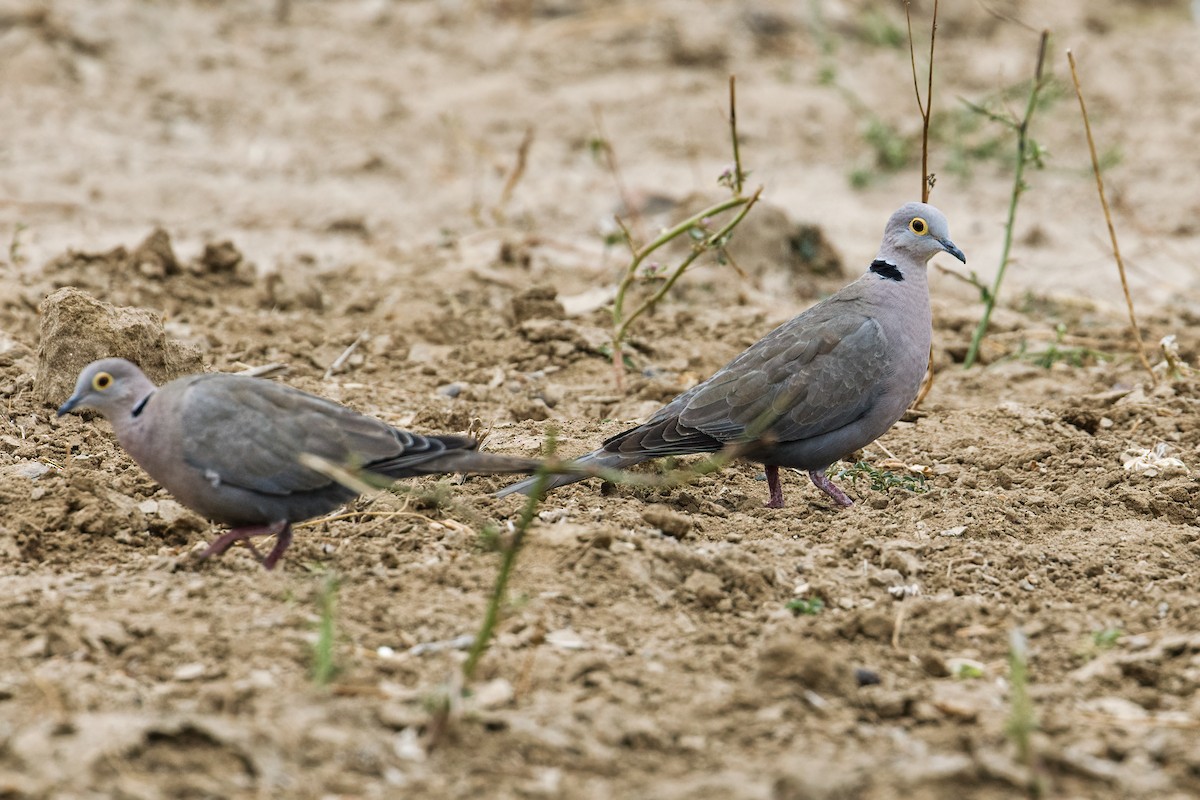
top-left (3, 1), bottom-right (1200, 797)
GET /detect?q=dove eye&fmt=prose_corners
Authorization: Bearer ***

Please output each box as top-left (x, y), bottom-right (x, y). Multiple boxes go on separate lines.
top-left (92, 372), bottom-right (114, 391)
top-left (909, 217), bottom-right (929, 235)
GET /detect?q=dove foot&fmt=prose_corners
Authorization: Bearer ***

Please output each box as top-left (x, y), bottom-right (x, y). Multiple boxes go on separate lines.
top-left (198, 520), bottom-right (292, 569)
top-left (808, 470), bottom-right (854, 508)
top-left (262, 524), bottom-right (294, 570)
top-left (763, 464), bottom-right (785, 508)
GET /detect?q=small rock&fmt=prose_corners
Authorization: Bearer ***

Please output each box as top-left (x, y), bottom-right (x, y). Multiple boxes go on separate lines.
top-left (881, 548), bottom-right (923, 576)
top-left (129, 227), bottom-right (179, 279)
top-left (262, 266), bottom-right (324, 311)
top-left (683, 570), bottom-right (725, 608)
top-left (0, 329), bottom-right (33, 368)
top-left (1084, 696), bottom-right (1148, 721)
top-left (869, 568), bottom-right (903, 587)
top-left (473, 678), bottom-right (514, 710)
top-left (510, 398), bottom-right (551, 422)
top-left (940, 525), bottom-right (967, 537)
top-left (393, 727), bottom-right (426, 763)
top-left (436, 382), bottom-right (464, 398)
top-left (641, 506), bottom-right (692, 539)
top-left (510, 285), bottom-right (565, 324)
top-left (919, 652), bottom-right (951, 678)
top-left (10, 462), bottom-right (50, 480)
top-left (545, 628), bottom-right (587, 651)
top-left (854, 667), bottom-right (881, 687)
top-left (406, 343), bottom-right (454, 364)
top-left (757, 633), bottom-right (854, 696)
top-left (862, 687), bottom-right (910, 718)
top-left (152, 499), bottom-right (192, 525)
top-left (172, 662), bottom-right (207, 682)
top-left (193, 237), bottom-right (244, 275)
top-left (378, 702), bottom-right (426, 730)
top-left (931, 682), bottom-right (985, 721)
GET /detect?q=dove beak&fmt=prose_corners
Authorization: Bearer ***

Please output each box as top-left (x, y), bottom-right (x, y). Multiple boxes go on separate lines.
top-left (57, 393), bottom-right (83, 417)
top-left (937, 237), bottom-right (966, 264)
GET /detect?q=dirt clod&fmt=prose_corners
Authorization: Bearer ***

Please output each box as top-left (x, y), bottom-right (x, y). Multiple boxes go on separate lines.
top-left (34, 287), bottom-right (203, 406)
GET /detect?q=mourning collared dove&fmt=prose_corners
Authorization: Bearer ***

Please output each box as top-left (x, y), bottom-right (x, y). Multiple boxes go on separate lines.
top-left (498, 202), bottom-right (965, 508)
top-left (58, 359), bottom-right (542, 569)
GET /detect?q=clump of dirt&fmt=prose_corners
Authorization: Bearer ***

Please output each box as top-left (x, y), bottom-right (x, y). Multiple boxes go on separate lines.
top-left (35, 286), bottom-right (204, 406)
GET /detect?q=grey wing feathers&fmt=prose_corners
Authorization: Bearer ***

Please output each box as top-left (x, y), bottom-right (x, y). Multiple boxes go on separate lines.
top-left (179, 375), bottom-right (473, 496)
top-left (605, 302), bottom-right (890, 456)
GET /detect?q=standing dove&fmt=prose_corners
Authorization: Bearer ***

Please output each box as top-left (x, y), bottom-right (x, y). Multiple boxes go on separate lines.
top-left (58, 359), bottom-right (543, 569)
top-left (498, 202), bottom-right (965, 508)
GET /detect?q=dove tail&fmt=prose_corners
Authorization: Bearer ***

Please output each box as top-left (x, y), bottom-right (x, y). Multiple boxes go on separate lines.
top-left (417, 450), bottom-right (545, 475)
top-left (494, 449), bottom-right (647, 498)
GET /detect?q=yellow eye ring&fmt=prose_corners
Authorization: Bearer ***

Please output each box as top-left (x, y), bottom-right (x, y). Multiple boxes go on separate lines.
top-left (909, 217), bottom-right (929, 235)
top-left (92, 371), bottom-right (114, 391)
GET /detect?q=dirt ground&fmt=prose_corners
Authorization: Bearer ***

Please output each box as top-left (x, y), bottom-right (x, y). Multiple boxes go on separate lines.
top-left (3, 1), bottom-right (1200, 797)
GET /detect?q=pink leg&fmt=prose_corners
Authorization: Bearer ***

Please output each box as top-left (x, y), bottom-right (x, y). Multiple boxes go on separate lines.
top-left (261, 524), bottom-right (294, 571)
top-left (764, 464), bottom-right (785, 508)
top-left (198, 520), bottom-right (292, 569)
top-left (808, 469), bottom-right (854, 508)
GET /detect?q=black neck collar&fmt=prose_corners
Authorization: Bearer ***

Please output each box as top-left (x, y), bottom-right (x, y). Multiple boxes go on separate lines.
top-left (869, 259), bottom-right (903, 281)
top-left (131, 391), bottom-right (153, 418)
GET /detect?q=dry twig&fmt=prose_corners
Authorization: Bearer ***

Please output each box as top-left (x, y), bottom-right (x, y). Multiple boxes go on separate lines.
top-left (1066, 49), bottom-right (1156, 385)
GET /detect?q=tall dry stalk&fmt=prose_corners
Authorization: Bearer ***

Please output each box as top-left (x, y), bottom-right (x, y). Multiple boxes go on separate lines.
top-left (1066, 50), bottom-right (1156, 385)
top-left (905, 0), bottom-right (939, 202)
top-left (905, 0), bottom-right (940, 408)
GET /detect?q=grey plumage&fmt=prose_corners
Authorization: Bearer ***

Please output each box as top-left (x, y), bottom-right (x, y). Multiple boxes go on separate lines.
top-left (498, 202), bottom-right (965, 507)
top-left (57, 359), bottom-right (542, 568)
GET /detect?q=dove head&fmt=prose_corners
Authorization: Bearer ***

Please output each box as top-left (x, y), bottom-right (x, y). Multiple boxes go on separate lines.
top-left (57, 358), bottom-right (157, 419)
top-left (878, 202), bottom-right (966, 270)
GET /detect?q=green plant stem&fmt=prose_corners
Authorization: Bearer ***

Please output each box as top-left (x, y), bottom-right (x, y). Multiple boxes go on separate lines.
top-left (963, 30), bottom-right (1049, 369)
top-left (463, 444), bottom-right (554, 681)
top-left (609, 190), bottom-right (761, 382)
top-left (614, 189), bottom-right (762, 344)
top-left (1006, 627), bottom-right (1043, 797)
top-left (312, 572), bottom-right (339, 687)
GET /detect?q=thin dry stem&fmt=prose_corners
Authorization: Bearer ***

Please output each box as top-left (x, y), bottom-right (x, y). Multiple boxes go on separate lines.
top-left (905, 0), bottom-right (939, 202)
top-left (497, 125), bottom-right (535, 209)
top-left (912, 343), bottom-right (935, 408)
top-left (905, 0), bottom-right (939, 404)
top-left (592, 106), bottom-right (644, 242)
top-left (729, 75), bottom-right (744, 193)
top-left (324, 332), bottom-right (367, 380)
top-left (1066, 49), bottom-right (1156, 385)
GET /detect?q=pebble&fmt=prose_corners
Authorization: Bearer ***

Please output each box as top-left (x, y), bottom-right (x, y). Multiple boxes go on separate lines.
top-left (854, 667), bottom-right (881, 687)
top-left (172, 662), bottom-right (207, 682)
top-left (473, 678), bottom-right (514, 710)
top-left (869, 568), bottom-right (903, 587)
top-left (545, 628), bottom-right (587, 651)
top-left (13, 462), bottom-right (50, 480)
top-left (641, 506), bottom-right (692, 539)
top-left (683, 570), bottom-right (725, 607)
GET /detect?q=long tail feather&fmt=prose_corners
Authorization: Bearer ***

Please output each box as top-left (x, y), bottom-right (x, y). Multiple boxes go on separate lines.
top-left (494, 449), bottom-right (647, 498)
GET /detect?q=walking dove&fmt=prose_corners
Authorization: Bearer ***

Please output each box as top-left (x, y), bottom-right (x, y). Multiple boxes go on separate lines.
top-left (58, 359), bottom-right (542, 568)
top-left (498, 202), bottom-right (965, 508)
